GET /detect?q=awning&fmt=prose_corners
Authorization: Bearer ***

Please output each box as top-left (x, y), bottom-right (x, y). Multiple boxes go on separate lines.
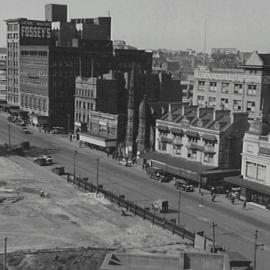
top-left (173, 141), bottom-right (183, 146)
top-left (187, 143), bottom-right (204, 151)
top-left (142, 151), bottom-right (216, 183)
top-left (185, 130), bottom-right (200, 138)
top-left (201, 134), bottom-right (217, 142)
top-left (79, 132), bottom-right (117, 148)
top-left (171, 128), bottom-right (184, 135)
top-left (156, 125), bottom-right (169, 132)
top-left (224, 176), bottom-right (270, 196)
top-left (160, 137), bottom-right (173, 143)
top-left (203, 148), bottom-right (216, 154)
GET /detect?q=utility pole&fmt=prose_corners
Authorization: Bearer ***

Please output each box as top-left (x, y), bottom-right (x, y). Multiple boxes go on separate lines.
top-left (8, 124), bottom-right (11, 150)
top-left (67, 113), bottom-right (70, 134)
top-left (96, 157), bottom-right (100, 195)
top-left (211, 222), bottom-right (217, 253)
top-left (4, 236), bottom-right (7, 270)
top-left (254, 230), bottom-right (264, 270)
top-left (73, 150), bottom-right (77, 181)
top-left (178, 190), bottom-right (181, 225)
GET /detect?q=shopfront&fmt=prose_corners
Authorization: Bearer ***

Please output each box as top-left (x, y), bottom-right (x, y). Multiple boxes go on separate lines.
top-left (224, 176), bottom-right (270, 207)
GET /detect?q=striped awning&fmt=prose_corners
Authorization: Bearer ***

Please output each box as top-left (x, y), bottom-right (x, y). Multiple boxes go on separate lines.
top-left (171, 128), bottom-right (184, 135)
top-left (202, 133), bottom-right (217, 142)
top-left (186, 130), bottom-right (200, 138)
top-left (157, 125), bottom-right (169, 132)
top-left (187, 143), bottom-right (204, 151)
top-left (160, 137), bottom-right (173, 143)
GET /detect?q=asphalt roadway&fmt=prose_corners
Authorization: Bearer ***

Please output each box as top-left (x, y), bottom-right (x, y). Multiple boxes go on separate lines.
top-left (1, 114), bottom-right (270, 270)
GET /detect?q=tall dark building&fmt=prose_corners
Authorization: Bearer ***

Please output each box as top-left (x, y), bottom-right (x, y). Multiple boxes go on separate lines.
top-left (45, 4), bottom-right (67, 22)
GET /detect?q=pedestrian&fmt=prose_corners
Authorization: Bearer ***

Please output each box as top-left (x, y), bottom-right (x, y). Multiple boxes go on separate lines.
top-left (69, 133), bottom-right (72, 142)
top-left (231, 196), bottom-right (235, 204)
top-left (225, 189), bottom-right (229, 199)
top-left (242, 199), bottom-right (247, 209)
top-left (211, 194), bottom-right (216, 202)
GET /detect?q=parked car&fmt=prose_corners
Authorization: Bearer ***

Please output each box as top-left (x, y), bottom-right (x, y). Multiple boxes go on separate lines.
top-left (152, 199), bottom-right (168, 213)
top-left (118, 158), bottom-right (132, 167)
top-left (21, 128), bottom-right (31, 134)
top-left (174, 179), bottom-right (194, 192)
top-left (33, 155), bottom-right (53, 166)
top-left (50, 127), bottom-right (65, 134)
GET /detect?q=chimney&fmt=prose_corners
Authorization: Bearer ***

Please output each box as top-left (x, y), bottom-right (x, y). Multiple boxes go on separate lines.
top-left (168, 103), bottom-right (172, 122)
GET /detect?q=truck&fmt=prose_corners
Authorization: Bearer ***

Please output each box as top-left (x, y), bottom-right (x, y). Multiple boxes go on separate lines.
top-left (146, 166), bottom-right (172, 182)
top-left (152, 199), bottom-right (168, 213)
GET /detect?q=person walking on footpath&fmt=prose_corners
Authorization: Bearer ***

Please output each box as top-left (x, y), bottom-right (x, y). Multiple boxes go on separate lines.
top-left (242, 199), bottom-right (247, 209)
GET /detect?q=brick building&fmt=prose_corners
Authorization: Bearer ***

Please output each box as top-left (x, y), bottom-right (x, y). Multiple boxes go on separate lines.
top-left (143, 105), bottom-right (249, 187)
top-left (193, 52), bottom-right (270, 121)
top-left (0, 48), bottom-right (7, 100)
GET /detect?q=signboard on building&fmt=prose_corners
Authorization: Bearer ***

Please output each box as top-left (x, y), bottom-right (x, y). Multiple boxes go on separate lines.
top-left (20, 20), bottom-right (51, 45)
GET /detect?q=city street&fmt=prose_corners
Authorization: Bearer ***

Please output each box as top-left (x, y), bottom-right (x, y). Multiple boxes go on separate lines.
top-left (0, 114), bottom-right (270, 270)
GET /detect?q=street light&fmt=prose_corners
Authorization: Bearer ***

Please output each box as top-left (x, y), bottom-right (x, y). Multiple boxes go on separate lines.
top-left (73, 150), bottom-right (77, 181)
top-left (96, 157), bottom-right (100, 196)
top-left (178, 190), bottom-right (181, 225)
top-left (254, 230), bottom-right (264, 270)
top-left (8, 124), bottom-right (11, 150)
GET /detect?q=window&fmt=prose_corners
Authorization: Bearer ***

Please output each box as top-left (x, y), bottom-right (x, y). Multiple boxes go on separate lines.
top-left (221, 98), bottom-right (229, 109)
top-left (233, 100), bottom-right (242, 111)
top-left (187, 149), bottom-right (197, 159)
top-left (234, 84), bottom-right (243, 94)
top-left (209, 82), bottom-right (217, 92)
top-left (159, 142), bottom-right (167, 151)
top-left (247, 101), bottom-right (256, 112)
top-left (246, 162), bottom-right (257, 178)
top-left (247, 85), bottom-right (257, 95)
top-left (221, 83), bottom-right (229, 93)
top-left (257, 165), bottom-right (266, 181)
top-left (198, 81), bottom-right (205, 90)
top-left (197, 95), bottom-right (205, 105)
top-left (204, 153), bottom-right (214, 163)
top-left (173, 145), bottom-right (181, 155)
top-left (208, 96), bottom-right (216, 107)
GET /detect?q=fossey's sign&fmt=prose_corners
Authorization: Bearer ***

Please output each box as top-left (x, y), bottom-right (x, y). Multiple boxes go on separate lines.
top-left (20, 20), bottom-right (51, 45)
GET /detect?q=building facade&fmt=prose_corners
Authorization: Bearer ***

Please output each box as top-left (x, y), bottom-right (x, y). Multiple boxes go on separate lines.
top-left (142, 105), bottom-right (249, 186)
top-left (225, 120), bottom-right (270, 207)
top-left (78, 111), bottom-right (126, 151)
top-left (193, 52), bottom-right (270, 121)
top-left (0, 48), bottom-right (7, 100)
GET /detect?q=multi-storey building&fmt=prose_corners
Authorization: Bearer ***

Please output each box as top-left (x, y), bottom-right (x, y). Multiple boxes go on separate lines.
top-left (193, 51), bottom-right (270, 121)
top-left (0, 48), bottom-right (7, 100)
top-left (143, 105), bottom-right (249, 187)
top-left (74, 72), bottom-right (125, 132)
top-left (225, 120), bottom-right (270, 207)
top-left (78, 111), bottom-right (126, 152)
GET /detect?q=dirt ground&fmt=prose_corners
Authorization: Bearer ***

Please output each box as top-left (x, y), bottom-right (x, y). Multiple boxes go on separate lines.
top-left (0, 155), bottom-right (193, 263)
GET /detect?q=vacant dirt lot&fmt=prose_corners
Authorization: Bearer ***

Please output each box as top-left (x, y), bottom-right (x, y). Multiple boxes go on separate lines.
top-left (0, 155), bottom-right (191, 260)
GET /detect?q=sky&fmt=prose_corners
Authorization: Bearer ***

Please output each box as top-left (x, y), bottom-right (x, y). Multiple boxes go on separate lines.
top-left (1, 0), bottom-right (270, 53)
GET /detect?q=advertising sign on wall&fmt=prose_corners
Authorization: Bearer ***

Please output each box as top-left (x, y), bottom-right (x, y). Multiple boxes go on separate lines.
top-left (20, 20), bottom-right (51, 45)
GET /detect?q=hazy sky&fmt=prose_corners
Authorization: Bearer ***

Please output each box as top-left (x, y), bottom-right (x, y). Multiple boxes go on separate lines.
top-left (1, 0), bottom-right (270, 52)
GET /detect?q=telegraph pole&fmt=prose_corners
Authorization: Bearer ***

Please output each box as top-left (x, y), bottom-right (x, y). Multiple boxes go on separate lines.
top-left (96, 157), bottom-right (100, 195)
top-left (178, 190), bottom-right (181, 225)
top-left (67, 113), bottom-right (70, 134)
top-left (8, 124), bottom-right (11, 150)
top-left (211, 222), bottom-right (217, 253)
top-left (4, 236), bottom-right (7, 270)
top-left (254, 230), bottom-right (264, 270)
top-left (73, 150), bottom-right (77, 181)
